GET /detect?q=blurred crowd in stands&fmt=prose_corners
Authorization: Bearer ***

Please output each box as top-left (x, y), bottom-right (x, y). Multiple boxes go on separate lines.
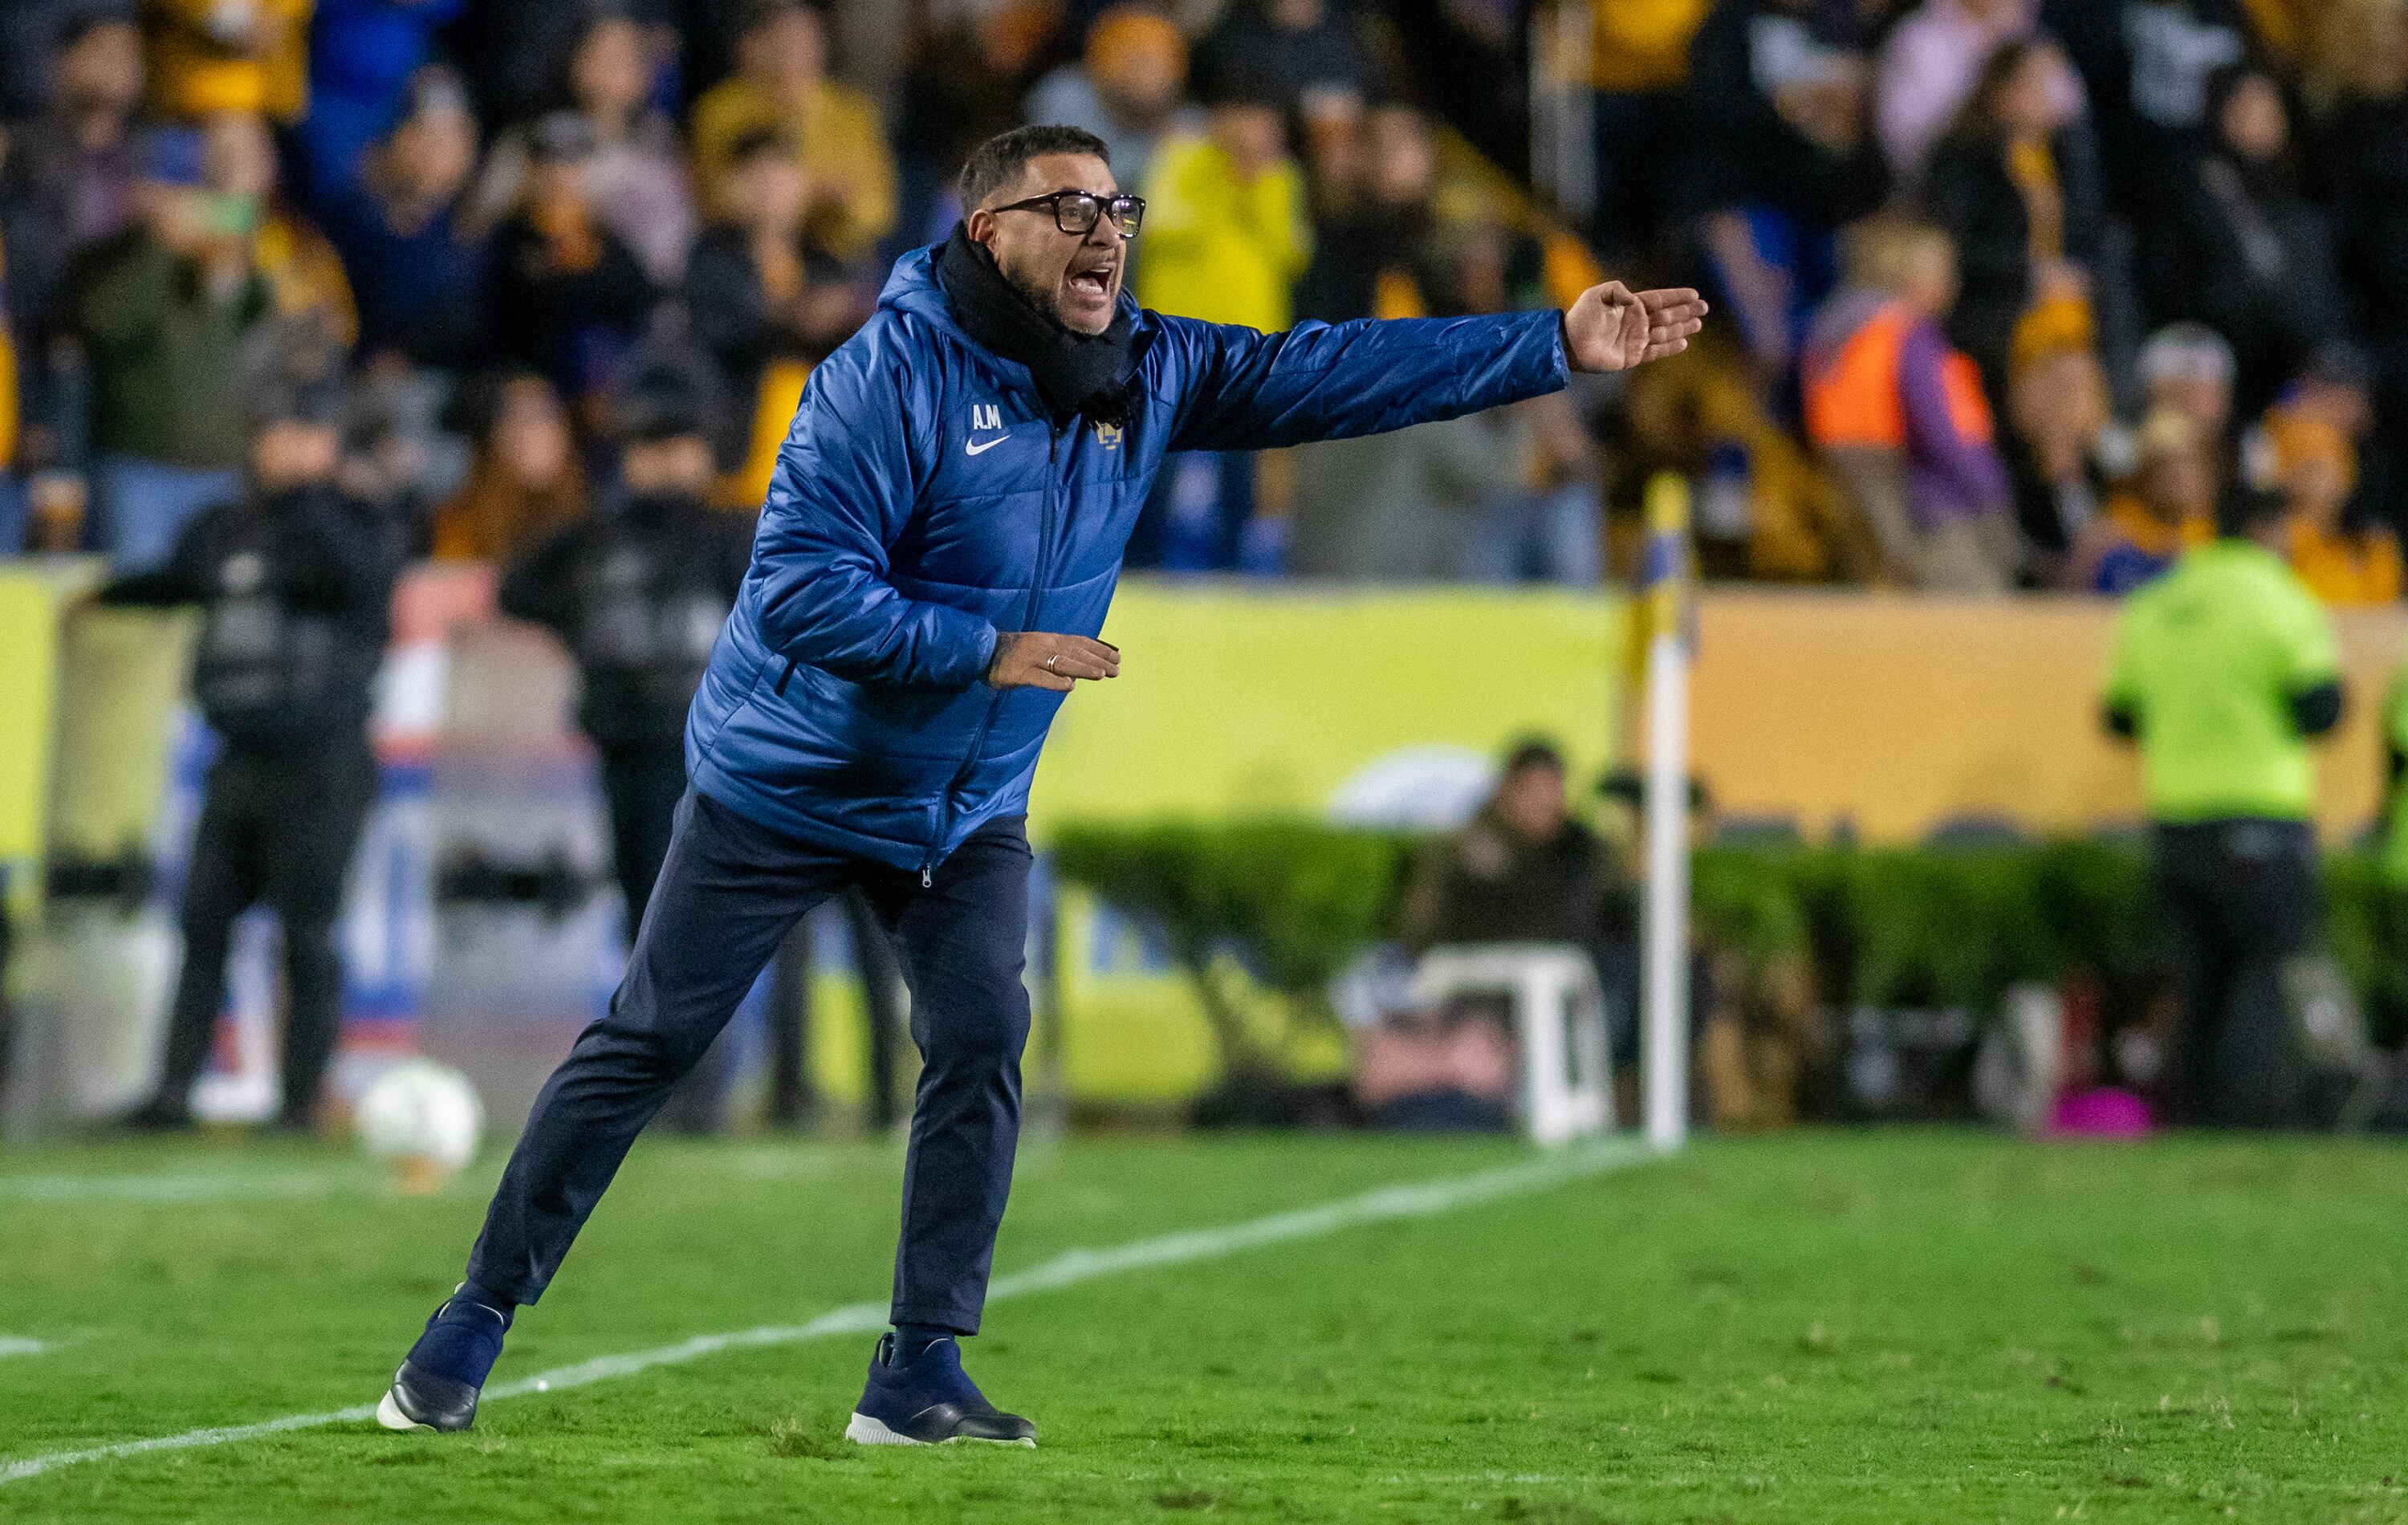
top-left (0, 0), bottom-right (2403, 601)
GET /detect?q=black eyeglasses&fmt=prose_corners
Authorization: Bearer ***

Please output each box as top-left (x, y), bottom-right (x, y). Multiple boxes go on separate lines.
top-left (992, 189), bottom-right (1145, 238)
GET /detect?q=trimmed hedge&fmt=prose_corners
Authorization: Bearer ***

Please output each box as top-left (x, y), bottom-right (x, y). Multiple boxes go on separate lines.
top-left (1693, 840), bottom-right (2159, 1011)
top-left (1050, 819), bottom-right (1418, 1077)
top-left (1052, 819), bottom-right (2408, 1035)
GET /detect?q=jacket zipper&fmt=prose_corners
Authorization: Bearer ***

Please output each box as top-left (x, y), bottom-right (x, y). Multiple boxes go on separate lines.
top-left (920, 422), bottom-right (1061, 887)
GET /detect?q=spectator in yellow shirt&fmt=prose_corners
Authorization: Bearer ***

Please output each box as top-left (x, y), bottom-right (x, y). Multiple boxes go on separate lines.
top-left (689, 0), bottom-right (896, 263)
top-left (2272, 407), bottom-right (2401, 605)
top-left (1584, 0), bottom-right (1711, 262)
top-left (1137, 82), bottom-right (1309, 331)
top-left (144, 0), bottom-right (312, 124)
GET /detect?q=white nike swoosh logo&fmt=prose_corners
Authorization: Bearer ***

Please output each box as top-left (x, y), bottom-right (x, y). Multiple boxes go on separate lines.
top-left (965, 434), bottom-right (1009, 456)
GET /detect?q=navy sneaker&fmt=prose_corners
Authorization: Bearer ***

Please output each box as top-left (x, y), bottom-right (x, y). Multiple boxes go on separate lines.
top-left (845, 1334), bottom-right (1036, 1447)
top-left (376, 1286), bottom-right (511, 1433)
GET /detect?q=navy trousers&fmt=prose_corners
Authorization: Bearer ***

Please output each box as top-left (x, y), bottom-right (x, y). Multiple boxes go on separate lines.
top-left (466, 788), bottom-right (1033, 1332)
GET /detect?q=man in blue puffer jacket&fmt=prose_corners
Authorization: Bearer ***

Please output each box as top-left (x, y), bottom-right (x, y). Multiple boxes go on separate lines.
top-left (379, 124), bottom-right (1706, 1446)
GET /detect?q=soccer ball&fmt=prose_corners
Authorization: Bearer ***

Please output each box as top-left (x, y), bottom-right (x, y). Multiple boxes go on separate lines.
top-left (356, 1059), bottom-right (484, 1191)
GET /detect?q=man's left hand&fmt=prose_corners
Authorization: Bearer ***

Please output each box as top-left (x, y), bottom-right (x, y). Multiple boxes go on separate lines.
top-left (1562, 283), bottom-right (1709, 373)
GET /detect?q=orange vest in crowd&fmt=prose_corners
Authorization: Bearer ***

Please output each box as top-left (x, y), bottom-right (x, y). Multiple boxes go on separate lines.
top-left (1804, 303), bottom-right (1995, 453)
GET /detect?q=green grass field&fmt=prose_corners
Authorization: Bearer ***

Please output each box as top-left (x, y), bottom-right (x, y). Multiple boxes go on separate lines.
top-left (3, 1128), bottom-right (2406, 1523)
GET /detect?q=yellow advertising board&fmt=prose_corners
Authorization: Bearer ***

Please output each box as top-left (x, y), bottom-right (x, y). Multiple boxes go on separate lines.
top-left (1031, 582), bottom-right (1627, 1103)
top-left (0, 571), bottom-right (63, 925)
top-left (1032, 584), bottom-right (1625, 828)
top-left (1690, 591), bottom-right (2408, 846)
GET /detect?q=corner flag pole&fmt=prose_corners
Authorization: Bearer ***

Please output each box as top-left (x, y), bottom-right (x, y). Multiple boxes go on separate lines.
top-left (1638, 473), bottom-right (1691, 1153)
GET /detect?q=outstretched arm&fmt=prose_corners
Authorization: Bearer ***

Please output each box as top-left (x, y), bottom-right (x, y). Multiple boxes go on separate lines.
top-left (1168, 283), bottom-right (1706, 453)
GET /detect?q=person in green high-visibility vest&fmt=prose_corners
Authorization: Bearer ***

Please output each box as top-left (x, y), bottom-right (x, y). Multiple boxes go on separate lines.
top-left (2376, 645), bottom-right (2408, 1054)
top-left (2102, 483), bottom-right (2345, 1127)
top-left (2382, 647), bottom-right (2408, 893)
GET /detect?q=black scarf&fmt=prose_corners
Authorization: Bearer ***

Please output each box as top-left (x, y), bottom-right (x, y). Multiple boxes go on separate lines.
top-left (934, 223), bottom-right (1133, 426)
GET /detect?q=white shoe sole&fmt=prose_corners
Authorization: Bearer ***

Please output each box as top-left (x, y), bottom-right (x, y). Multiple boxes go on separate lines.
top-left (844, 1411), bottom-right (1035, 1448)
top-left (376, 1389), bottom-right (433, 1432)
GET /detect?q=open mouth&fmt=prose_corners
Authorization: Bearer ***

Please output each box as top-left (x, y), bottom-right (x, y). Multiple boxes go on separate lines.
top-left (1067, 262), bottom-right (1115, 300)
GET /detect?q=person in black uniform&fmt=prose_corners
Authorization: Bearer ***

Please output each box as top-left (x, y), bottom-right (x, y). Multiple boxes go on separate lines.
top-left (501, 376), bottom-right (906, 1133)
top-left (112, 362), bottom-right (405, 1132)
top-left (497, 380), bottom-right (755, 938)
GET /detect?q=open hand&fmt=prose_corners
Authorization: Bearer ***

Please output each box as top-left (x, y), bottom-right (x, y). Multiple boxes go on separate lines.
top-left (1562, 282), bottom-right (1709, 373)
top-left (988, 631), bottom-right (1120, 692)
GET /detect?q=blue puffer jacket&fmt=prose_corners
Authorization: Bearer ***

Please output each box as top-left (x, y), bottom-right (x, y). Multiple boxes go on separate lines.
top-left (685, 246), bottom-right (1569, 873)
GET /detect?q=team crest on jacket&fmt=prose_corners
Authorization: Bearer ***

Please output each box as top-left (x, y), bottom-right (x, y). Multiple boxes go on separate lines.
top-left (1093, 421), bottom-right (1122, 449)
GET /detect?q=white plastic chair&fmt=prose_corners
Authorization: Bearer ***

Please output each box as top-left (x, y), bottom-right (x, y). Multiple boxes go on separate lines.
top-left (1409, 944), bottom-right (1612, 1145)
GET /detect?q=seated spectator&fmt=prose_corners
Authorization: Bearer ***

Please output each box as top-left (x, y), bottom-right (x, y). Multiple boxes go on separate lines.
top-left (1190, 0), bottom-right (1384, 126)
top-left (1803, 218), bottom-right (2017, 592)
top-left (2261, 344), bottom-right (2379, 457)
top-left (2154, 63), bottom-right (2345, 418)
top-left (289, 0), bottom-right (463, 203)
top-left (1023, 5), bottom-right (1190, 197)
top-left (895, 3), bottom-right (1060, 245)
top-left (2045, 0), bottom-right (2251, 221)
top-left (2004, 341), bottom-right (2111, 585)
top-left (1920, 39), bottom-right (2105, 402)
top-left (429, 370), bottom-right (587, 563)
top-left (472, 7), bottom-right (694, 287)
top-left (315, 65), bottom-right (485, 368)
top-left (1580, 0), bottom-right (1713, 265)
top-left (2065, 407), bottom-right (2215, 594)
top-left (439, 0), bottom-right (597, 136)
top-left (1139, 83), bottom-right (1308, 330)
top-left (1399, 739), bottom-right (1616, 955)
top-left (1684, 0), bottom-right (1889, 391)
top-left (1137, 81), bottom-right (1310, 572)
top-left (685, 126), bottom-right (871, 509)
top-left (1298, 105), bottom-right (1551, 325)
top-left (2, 1), bottom-right (114, 116)
top-left (482, 113), bottom-right (657, 405)
top-left (1877, 0), bottom-right (2085, 188)
top-left (144, 0), bottom-right (309, 124)
top-left (692, 0), bottom-right (896, 263)
top-left (2135, 321), bottom-right (2238, 449)
top-left (68, 125), bottom-right (270, 569)
top-left (1295, 101), bottom-right (1424, 323)
top-left (198, 108), bottom-right (354, 351)
top-left (2272, 408), bottom-right (2400, 605)
top-left (1, 10), bottom-right (145, 470)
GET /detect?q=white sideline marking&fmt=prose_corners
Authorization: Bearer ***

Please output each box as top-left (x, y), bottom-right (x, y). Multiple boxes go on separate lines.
top-left (0, 1339), bottom-right (53, 1359)
top-left (0, 1168), bottom-right (362, 1204)
top-left (0, 1137), bottom-right (1658, 1488)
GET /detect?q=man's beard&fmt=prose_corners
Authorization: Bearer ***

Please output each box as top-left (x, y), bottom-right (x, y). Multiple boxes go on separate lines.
top-left (934, 226), bottom-right (1135, 423)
